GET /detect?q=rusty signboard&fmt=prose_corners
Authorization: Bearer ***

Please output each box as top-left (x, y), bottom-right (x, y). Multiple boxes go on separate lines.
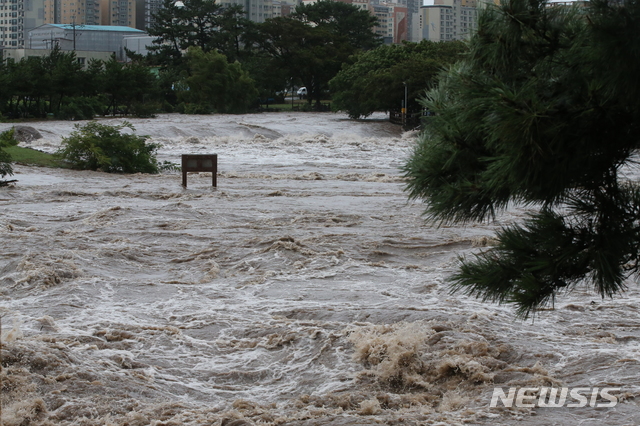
top-left (181, 154), bottom-right (218, 188)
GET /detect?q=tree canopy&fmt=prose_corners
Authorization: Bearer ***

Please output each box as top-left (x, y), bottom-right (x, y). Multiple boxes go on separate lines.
top-left (144, 0), bottom-right (379, 110)
top-left (0, 0), bottom-right (384, 117)
top-left (403, 0), bottom-right (640, 317)
top-left (253, 0), bottom-right (381, 105)
top-left (330, 40), bottom-right (467, 119)
top-left (148, 0), bottom-right (222, 65)
top-left (293, 0), bottom-right (380, 51)
top-left (148, 0), bottom-right (255, 67)
top-left (0, 48), bottom-right (159, 119)
top-left (57, 122), bottom-right (162, 173)
top-left (176, 47), bottom-right (257, 113)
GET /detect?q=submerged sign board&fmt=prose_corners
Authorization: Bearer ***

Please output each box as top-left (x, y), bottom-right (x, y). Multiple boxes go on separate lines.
top-left (181, 154), bottom-right (217, 188)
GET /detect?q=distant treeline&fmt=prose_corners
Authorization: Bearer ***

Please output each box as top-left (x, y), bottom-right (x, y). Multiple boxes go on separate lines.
top-left (0, 0), bottom-right (468, 120)
top-left (0, 48), bottom-right (162, 120)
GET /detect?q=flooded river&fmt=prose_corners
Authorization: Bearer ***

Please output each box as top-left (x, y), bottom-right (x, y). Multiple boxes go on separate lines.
top-left (1, 113), bottom-right (639, 425)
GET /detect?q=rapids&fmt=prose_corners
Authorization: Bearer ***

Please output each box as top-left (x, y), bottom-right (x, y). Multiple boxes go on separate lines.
top-left (1, 112), bottom-right (639, 425)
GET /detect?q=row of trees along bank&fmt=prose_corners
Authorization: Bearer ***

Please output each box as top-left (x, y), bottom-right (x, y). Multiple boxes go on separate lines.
top-left (0, 0), bottom-right (469, 119)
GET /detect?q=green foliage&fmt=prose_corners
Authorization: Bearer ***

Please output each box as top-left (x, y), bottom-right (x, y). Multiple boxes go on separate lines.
top-left (4, 145), bottom-right (69, 168)
top-left (158, 160), bottom-right (180, 172)
top-left (129, 102), bottom-right (159, 118)
top-left (47, 48), bottom-right (84, 113)
top-left (102, 56), bottom-right (159, 116)
top-left (0, 149), bottom-right (12, 183)
top-left (293, 0), bottom-right (381, 51)
top-left (403, 0), bottom-right (640, 317)
top-left (330, 40), bottom-right (467, 118)
top-left (57, 122), bottom-right (161, 174)
top-left (0, 128), bottom-right (18, 181)
top-left (214, 5), bottom-right (257, 63)
top-left (254, 1), bottom-right (380, 105)
top-left (174, 102), bottom-right (204, 114)
top-left (177, 47), bottom-right (257, 114)
top-left (0, 48), bottom-right (160, 120)
top-left (56, 96), bottom-right (107, 120)
top-left (148, 0), bottom-right (254, 67)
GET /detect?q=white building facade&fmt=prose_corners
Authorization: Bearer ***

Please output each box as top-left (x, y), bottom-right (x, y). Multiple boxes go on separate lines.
top-left (419, 0), bottom-right (478, 42)
top-left (28, 23), bottom-right (144, 59)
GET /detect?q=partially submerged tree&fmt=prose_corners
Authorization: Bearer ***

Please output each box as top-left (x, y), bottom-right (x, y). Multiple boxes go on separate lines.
top-left (403, 0), bottom-right (640, 317)
top-left (57, 122), bottom-right (161, 174)
top-left (0, 128), bottom-right (18, 185)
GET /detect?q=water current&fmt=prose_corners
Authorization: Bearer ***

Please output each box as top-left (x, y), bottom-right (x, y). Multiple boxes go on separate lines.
top-left (1, 112), bottom-right (639, 425)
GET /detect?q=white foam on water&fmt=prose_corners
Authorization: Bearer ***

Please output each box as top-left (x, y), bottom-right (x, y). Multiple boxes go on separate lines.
top-left (1, 112), bottom-right (639, 425)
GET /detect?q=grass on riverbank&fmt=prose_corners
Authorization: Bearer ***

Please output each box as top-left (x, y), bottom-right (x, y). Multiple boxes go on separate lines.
top-left (4, 146), bottom-right (69, 168)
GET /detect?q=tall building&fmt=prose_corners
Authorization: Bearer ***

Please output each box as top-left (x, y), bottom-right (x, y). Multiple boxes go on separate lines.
top-left (371, 2), bottom-right (407, 44)
top-left (101, 0), bottom-right (136, 27)
top-left (404, 0), bottom-right (419, 41)
top-left (341, 0), bottom-right (415, 44)
top-left (85, 0), bottom-right (100, 24)
top-left (419, 0), bottom-right (477, 42)
top-left (0, 0), bottom-right (45, 48)
top-left (138, 0), bottom-right (290, 31)
top-left (137, 0), bottom-right (162, 30)
top-left (43, 0), bottom-right (101, 25)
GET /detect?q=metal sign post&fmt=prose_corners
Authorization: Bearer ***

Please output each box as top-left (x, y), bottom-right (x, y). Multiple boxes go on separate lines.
top-left (181, 154), bottom-right (218, 188)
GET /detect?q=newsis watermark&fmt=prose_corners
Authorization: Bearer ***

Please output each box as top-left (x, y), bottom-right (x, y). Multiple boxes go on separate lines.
top-left (490, 387), bottom-right (621, 408)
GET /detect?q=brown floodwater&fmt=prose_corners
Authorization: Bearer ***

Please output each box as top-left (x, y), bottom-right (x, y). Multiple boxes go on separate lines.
top-left (1, 113), bottom-right (639, 425)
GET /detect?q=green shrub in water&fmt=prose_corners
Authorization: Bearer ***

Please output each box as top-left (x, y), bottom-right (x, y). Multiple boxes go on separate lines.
top-left (0, 128), bottom-right (18, 184)
top-left (57, 121), bottom-right (161, 174)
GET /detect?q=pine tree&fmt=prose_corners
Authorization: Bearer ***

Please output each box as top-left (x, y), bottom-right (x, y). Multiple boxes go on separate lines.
top-left (403, 0), bottom-right (640, 317)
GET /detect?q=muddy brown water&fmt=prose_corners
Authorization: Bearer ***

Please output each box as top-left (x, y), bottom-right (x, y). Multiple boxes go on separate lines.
top-left (1, 113), bottom-right (639, 425)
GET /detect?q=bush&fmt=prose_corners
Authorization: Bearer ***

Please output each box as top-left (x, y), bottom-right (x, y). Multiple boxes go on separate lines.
top-left (56, 97), bottom-right (108, 120)
top-left (0, 128), bottom-right (18, 184)
top-left (57, 121), bottom-right (161, 174)
top-left (130, 102), bottom-right (159, 118)
top-left (161, 101), bottom-right (174, 113)
top-left (175, 102), bottom-right (212, 115)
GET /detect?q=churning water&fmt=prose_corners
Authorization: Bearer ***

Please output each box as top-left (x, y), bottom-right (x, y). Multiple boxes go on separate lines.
top-left (1, 113), bottom-right (639, 425)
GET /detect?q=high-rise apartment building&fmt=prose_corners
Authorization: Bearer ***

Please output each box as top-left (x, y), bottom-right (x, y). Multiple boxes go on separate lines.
top-left (43, 0), bottom-right (100, 25)
top-left (419, 0), bottom-right (477, 42)
top-left (371, 3), bottom-right (407, 44)
top-left (405, 0), bottom-right (420, 41)
top-left (137, 0), bottom-right (289, 31)
top-left (340, 0), bottom-right (410, 44)
top-left (101, 0), bottom-right (135, 27)
top-left (0, 0), bottom-right (45, 48)
top-left (136, 0), bottom-right (161, 30)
